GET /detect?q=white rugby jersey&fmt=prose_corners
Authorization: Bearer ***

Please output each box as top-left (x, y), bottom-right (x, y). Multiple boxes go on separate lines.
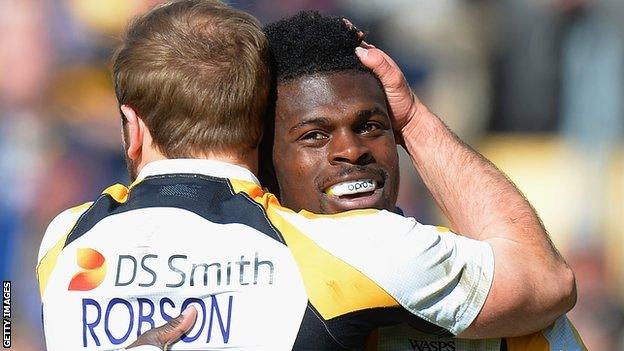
top-left (37, 159), bottom-right (494, 350)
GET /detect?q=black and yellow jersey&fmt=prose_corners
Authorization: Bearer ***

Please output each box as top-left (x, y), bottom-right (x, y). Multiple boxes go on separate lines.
top-left (365, 314), bottom-right (587, 351)
top-left (37, 159), bottom-right (494, 350)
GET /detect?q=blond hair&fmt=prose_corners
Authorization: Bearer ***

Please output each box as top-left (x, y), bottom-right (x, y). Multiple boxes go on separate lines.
top-left (113, 0), bottom-right (269, 158)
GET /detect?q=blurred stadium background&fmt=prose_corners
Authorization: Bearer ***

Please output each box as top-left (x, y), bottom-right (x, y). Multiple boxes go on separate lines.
top-left (0, 0), bottom-right (622, 349)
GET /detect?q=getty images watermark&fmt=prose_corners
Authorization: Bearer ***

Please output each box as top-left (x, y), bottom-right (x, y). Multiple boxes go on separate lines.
top-left (2, 281), bottom-right (10, 348)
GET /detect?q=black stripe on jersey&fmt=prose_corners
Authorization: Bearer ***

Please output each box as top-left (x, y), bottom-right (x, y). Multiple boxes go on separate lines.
top-left (64, 174), bottom-right (285, 248)
top-left (291, 303), bottom-right (349, 350)
top-left (325, 306), bottom-right (452, 349)
top-left (291, 302), bottom-right (452, 350)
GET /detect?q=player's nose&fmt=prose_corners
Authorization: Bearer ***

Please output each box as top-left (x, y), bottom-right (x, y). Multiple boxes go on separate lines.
top-left (328, 131), bottom-right (373, 166)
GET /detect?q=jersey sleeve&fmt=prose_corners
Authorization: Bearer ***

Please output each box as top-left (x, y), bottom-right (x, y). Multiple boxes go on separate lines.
top-left (276, 208), bottom-right (494, 336)
top-left (506, 315), bottom-right (587, 350)
top-left (541, 315), bottom-right (587, 350)
top-left (37, 202), bottom-right (92, 263)
top-left (37, 202), bottom-right (92, 299)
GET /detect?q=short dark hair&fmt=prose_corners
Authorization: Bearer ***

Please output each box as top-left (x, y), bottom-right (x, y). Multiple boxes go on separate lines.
top-left (259, 12), bottom-right (375, 194)
top-left (263, 11), bottom-right (368, 83)
top-left (113, 0), bottom-right (269, 158)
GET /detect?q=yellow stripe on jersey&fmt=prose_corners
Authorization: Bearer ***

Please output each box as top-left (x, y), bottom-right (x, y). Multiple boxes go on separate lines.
top-left (37, 202), bottom-right (93, 297)
top-left (70, 202), bottom-right (93, 214)
top-left (39, 183), bottom-right (129, 297)
top-left (299, 208), bottom-right (379, 219)
top-left (228, 179), bottom-right (265, 199)
top-left (102, 183), bottom-right (129, 203)
top-left (37, 232), bottom-right (71, 298)
top-left (506, 332), bottom-right (550, 351)
top-left (267, 207), bottom-right (400, 319)
top-left (229, 179), bottom-right (400, 319)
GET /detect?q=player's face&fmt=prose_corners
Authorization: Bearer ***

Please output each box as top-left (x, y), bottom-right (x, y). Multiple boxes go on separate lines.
top-left (272, 71), bottom-right (399, 214)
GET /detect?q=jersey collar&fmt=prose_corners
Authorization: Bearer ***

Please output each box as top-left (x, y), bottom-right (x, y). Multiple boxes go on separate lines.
top-left (136, 159), bottom-right (260, 185)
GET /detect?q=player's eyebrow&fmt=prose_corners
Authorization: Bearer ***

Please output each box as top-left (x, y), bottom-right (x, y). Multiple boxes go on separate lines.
top-left (289, 117), bottom-right (331, 132)
top-left (356, 106), bottom-right (388, 120)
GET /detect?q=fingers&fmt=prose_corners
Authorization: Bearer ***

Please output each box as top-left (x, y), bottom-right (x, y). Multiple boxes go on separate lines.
top-left (355, 45), bottom-right (420, 133)
top-left (342, 18), bottom-right (354, 30)
top-left (126, 306), bottom-right (198, 350)
top-left (342, 18), bottom-right (364, 40)
top-left (156, 306), bottom-right (198, 347)
top-left (355, 46), bottom-right (405, 91)
top-left (360, 41), bottom-right (375, 49)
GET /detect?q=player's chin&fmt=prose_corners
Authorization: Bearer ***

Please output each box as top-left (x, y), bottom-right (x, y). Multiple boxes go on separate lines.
top-left (320, 188), bottom-right (387, 214)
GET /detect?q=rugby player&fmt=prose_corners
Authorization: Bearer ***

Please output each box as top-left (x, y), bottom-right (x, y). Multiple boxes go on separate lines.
top-left (128, 12), bottom-right (585, 350)
top-left (260, 11), bottom-right (586, 350)
top-left (37, 1), bottom-right (575, 350)
top-left (130, 12), bottom-right (585, 350)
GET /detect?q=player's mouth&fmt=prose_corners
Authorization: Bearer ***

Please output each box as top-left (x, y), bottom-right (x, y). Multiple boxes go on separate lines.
top-left (323, 178), bottom-right (385, 211)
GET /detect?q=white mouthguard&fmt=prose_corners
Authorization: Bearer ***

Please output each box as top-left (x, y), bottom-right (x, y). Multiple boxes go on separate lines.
top-left (325, 179), bottom-right (377, 196)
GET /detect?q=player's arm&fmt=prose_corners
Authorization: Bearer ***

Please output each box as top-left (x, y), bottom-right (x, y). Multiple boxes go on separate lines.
top-left (356, 45), bottom-right (576, 338)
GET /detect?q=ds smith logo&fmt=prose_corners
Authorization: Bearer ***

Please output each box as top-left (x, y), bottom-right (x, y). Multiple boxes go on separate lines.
top-left (68, 248), bottom-right (107, 291)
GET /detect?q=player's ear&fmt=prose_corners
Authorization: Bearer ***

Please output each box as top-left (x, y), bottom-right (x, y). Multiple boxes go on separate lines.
top-left (120, 105), bottom-right (144, 161)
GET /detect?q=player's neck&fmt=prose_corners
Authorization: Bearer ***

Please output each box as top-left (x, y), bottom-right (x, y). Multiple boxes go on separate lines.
top-left (194, 150), bottom-right (259, 175)
top-left (136, 148), bottom-right (259, 176)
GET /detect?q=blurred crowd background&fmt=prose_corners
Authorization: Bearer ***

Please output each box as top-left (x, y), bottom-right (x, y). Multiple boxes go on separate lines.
top-left (0, 0), bottom-right (622, 349)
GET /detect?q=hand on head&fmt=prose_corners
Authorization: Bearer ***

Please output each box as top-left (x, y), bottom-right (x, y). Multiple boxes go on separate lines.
top-left (355, 43), bottom-right (423, 140)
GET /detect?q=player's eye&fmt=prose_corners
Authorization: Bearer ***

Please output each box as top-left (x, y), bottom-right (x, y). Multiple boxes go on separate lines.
top-left (300, 131), bottom-right (328, 141)
top-left (358, 121), bottom-right (384, 134)
top-left (298, 130), bottom-right (329, 146)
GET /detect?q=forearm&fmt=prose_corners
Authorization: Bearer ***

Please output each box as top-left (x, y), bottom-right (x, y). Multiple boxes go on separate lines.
top-left (403, 104), bottom-right (576, 336)
top-left (402, 104), bottom-right (543, 243)
top-left (356, 43), bottom-right (575, 336)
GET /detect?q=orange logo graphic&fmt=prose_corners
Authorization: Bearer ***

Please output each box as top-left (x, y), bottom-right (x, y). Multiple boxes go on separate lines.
top-left (68, 248), bottom-right (107, 291)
